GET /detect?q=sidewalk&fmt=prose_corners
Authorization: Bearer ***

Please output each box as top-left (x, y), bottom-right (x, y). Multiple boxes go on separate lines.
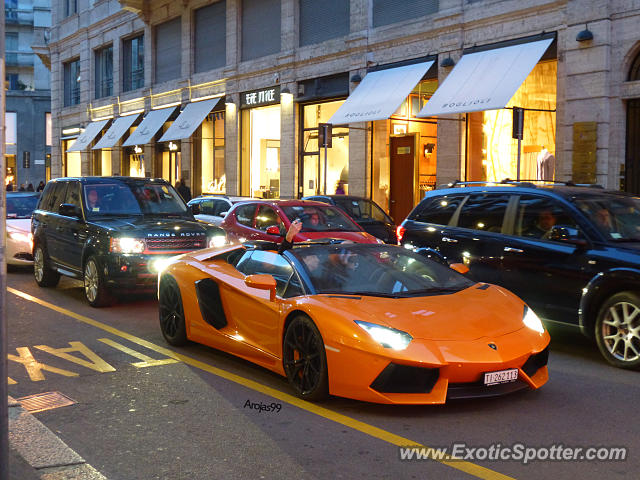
top-left (7, 396), bottom-right (107, 480)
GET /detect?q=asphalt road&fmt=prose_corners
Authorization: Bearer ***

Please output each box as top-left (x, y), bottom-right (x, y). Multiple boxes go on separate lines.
top-left (5, 266), bottom-right (638, 480)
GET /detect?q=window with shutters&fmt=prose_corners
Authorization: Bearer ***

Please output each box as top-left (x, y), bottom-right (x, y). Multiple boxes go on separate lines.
top-left (299, 0), bottom-right (349, 47)
top-left (241, 0), bottom-right (280, 61)
top-left (95, 45), bottom-right (113, 99)
top-left (123, 34), bottom-right (144, 91)
top-left (63, 59), bottom-right (80, 107)
top-left (194, 1), bottom-right (226, 73)
top-left (372, 0), bottom-right (438, 28)
top-left (154, 18), bottom-right (182, 83)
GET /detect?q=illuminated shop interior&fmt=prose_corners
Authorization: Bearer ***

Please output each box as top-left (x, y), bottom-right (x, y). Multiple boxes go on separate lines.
top-left (301, 100), bottom-right (349, 196)
top-left (466, 60), bottom-right (557, 182)
top-left (200, 112), bottom-right (225, 194)
top-left (241, 105), bottom-right (281, 198)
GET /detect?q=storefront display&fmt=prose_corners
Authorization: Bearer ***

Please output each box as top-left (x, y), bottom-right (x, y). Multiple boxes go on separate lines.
top-left (240, 86), bottom-right (281, 198)
top-left (301, 100), bottom-right (349, 196)
top-left (200, 112), bottom-right (225, 194)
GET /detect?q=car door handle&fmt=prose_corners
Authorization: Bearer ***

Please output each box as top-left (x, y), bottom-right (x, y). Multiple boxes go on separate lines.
top-left (503, 246), bottom-right (523, 253)
top-left (442, 237), bottom-right (458, 243)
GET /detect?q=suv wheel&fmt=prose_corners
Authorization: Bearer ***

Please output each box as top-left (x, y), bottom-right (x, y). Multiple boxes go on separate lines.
top-left (595, 291), bottom-right (640, 369)
top-left (33, 243), bottom-right (60, 287)
top-left (84, 256), bottom-right (112, 307)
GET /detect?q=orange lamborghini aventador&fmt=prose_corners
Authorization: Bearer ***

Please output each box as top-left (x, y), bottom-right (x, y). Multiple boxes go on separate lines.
top-left (158, 241), bottom-right (550, 404)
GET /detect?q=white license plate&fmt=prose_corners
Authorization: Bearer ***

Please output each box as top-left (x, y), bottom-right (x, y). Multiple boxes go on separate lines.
top-left (484, 368), bottom-right (518, 386)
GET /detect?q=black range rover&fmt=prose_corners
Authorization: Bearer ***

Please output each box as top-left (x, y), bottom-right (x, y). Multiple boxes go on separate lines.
top-left (32, 176), bottom-right (227, 307)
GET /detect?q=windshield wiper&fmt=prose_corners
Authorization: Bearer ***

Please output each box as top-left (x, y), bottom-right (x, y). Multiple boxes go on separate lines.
top-left (320, 290), bottom-right (401, 298)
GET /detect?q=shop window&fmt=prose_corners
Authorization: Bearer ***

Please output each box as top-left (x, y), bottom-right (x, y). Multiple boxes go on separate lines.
top-left (241, 105), bottom-right (281, 198)
top-left (466, 60), bottom-right (557, 182)
top-left (45, 113), bottom-right (52, 146)
top-left (241, 0), bottom-right (280, 61)
top-left (123, 34), bottom-right (144, 91)
top-left (63, 59), bottom-right (80, 106)
top-left (155, 18), bottom-right (181, 83)
top-left (194, 1), bottom-right (226, 72)
top-left (299, 0), bottom-right (349, 46)
top-left (301, 100), bottom-right (349, 197)
top-left (372, 0), bottom-right (438, 28)
top-left (201, 113), bottom-right (226, 194)
top-left (95, 45), bottom-right (113, 99)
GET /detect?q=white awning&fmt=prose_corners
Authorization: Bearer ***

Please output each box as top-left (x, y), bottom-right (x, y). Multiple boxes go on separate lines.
top-left (158, 98), bottom-right (222, 142)
top-left (66, 120), bottom-right (110, 152)
top-left (418, 38), bottom-right (554, 117)
top-left (92, 114), bottom-right (140, 149)
top-left (328, 61), bottom-right (434, 125)
top-left (121, 106), bottom-right (176, 147)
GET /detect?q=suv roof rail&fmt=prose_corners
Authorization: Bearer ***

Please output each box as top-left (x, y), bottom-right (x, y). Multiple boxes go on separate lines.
top-left (439, 179), bottom-right (604, 190)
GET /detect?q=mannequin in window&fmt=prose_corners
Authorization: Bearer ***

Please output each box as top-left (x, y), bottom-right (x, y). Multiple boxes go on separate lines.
top-left (537, 146), bottom-right (556, 181)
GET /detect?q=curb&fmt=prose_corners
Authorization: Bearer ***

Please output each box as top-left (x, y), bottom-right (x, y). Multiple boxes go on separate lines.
top-left (8, 396), bottom-right (107, 480)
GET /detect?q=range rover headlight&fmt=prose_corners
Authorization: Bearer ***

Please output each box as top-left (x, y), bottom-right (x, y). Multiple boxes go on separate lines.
top-left (110, 237), bottom-right (145, 254)
top-left (355, 320), bottom-right (413, 350)
top-left (208, 235), bottom-right (227, 248)
top-left (523, 305), bottom-right (545, 333)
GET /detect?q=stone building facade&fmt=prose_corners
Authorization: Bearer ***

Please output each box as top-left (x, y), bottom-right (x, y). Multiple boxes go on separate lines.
top-left (46, 0), bottom-right (640, 218)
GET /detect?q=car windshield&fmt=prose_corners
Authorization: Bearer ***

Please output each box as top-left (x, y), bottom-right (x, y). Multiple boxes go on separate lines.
top-left (83, 181), bottom-right (188, 217)
top-left (282, 205), bottom-right (360, 232)
top-left (573, 194), bottom-right (640, 241)
top-left (289, 244), bottom-right (474, 297)
top-left (6, 194), bottom-right (39, 219)
top-left (334, 198), bottom-right (390, 223)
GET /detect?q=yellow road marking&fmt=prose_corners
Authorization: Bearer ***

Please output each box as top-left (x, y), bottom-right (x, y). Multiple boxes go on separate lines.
top-left (8, 287), bottom-right (514, 480)
top-left (98, 338), bottom-right (179, 368)
top-left (8, 346), bottom-right (79, 381)
top-left (35, 341), bottom-right (116, 373)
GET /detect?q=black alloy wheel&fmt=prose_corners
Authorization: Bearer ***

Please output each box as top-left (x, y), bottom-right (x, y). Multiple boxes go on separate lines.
top-left (33, 243), bottom-right (60, 287)
top-left (283, 315), bottom-right (329, 400)
top-left (159, 275), bottom-right (188, 346)
top-left (83, 255), bottom-right (112, 307)
top-left (595, 291), bottom-right (640, 369)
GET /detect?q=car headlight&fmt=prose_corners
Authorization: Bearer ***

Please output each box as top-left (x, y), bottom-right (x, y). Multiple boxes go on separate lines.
top-left (208, 235), bottom-right (227, 248)
top-left (110, 237), bottom-right (145, 254)
top-left (7, 231), bottom-right (31, 243)
top-left (375, 237), bottom-right (385, 244)
top-left (150, 257), bottom-right (172, 273)
top-left (355, 320), bottom-right (413, 350)
top-left (523, 305), bottom-right (545, 333)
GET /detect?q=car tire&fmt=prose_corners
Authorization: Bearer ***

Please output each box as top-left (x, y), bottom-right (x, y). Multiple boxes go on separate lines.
top-left (33, 243), bottom-right (60, 288)
top-left (158, 275), bottom-right (188, 346)
top-left (283, 315), bottom-right (329, 400)
top-left (595, 291), bottom-right (640, 370)
top-left (83, 256), bottom-right (112, 307)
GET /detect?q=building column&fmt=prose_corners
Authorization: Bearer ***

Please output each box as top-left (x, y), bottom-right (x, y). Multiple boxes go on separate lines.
top-left (280, 87), bottom-right (296, 198)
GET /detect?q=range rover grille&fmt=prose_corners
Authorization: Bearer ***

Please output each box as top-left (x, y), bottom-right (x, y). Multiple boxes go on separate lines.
top-left (146, 238), bottom-right (206, 251)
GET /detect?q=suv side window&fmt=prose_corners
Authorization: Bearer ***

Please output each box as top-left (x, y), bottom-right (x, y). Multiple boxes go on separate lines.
top-left (457, 193), bottom-right (510, 232)
top-left (38, 183), bottom-right (54, 211)
top-left (255, 206), bottom-right (283, 232)
top-left (62, 181), bottom-right (81, 207)
top-left (235, 204), bottom-right (256, 227)
top-left (515, 195), bottom-right (579, 239)
top-left (47, 181), bottom-right (69, 213)
top-left (410, 195), bottom-right (465, 225)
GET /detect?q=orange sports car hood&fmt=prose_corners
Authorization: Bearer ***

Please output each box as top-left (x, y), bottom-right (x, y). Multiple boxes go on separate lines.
top-left (313, 284), bottom-right (527, 341)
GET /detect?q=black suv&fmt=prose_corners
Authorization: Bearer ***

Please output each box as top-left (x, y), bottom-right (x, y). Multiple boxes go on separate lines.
top-left (32, 177), bottom-right (226, 307)
top-left (398, 181), bottom-right (640, 369)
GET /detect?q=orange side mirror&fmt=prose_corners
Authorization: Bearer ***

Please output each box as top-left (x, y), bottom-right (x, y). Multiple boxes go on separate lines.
top-left (449, 263), bottom-right (469, 275)
top-left (245, 274), bottom-right (277, 301)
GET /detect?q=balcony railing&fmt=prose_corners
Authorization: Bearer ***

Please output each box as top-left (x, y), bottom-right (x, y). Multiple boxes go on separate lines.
top-left (5, 51), bottom-right (35, 68)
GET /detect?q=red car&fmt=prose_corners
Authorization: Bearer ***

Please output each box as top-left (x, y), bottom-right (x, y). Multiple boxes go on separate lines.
top-left (220, 199), bottom-right (380, 244)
